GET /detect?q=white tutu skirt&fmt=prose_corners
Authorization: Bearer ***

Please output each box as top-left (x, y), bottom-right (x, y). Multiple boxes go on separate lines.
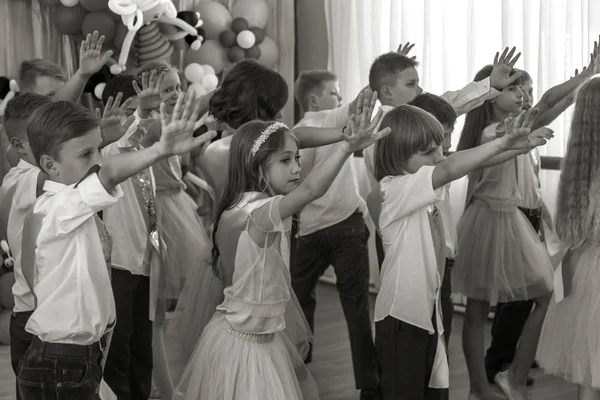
top-left (452, 198), bottom-right (553, 304)
top-left (155, 189), bottom-right (210, 298)
top-left (172, 314), bottom-right (320, 400)
top-left (537, 245), bottom-right (600, 388)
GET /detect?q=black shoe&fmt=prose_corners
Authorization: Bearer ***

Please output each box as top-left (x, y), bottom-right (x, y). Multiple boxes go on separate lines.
top-left (531, 360), bottom-right (539, 369)
top-left (360, 388), bottom-right (382, 400)
top-left (526, 376), bottom-right (535, 386)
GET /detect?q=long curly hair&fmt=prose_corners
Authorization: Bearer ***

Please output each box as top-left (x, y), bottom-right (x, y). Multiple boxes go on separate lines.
top-left (555, 77), bottom-right (600, 247)
top-left (209, 60), bottom-right (288, 129)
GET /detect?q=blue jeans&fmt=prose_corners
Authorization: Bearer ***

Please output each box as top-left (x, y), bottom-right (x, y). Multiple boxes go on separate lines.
top-left (17, 336), bottom-right (104, 400)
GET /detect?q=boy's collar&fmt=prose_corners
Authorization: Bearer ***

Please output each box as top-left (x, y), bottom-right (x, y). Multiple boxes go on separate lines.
top-left (42, 180), bottom-right (69, 194)
top-left (16, 159), bottom-right (37, 169)
top-left (380, 104), bottom-right (394, 112)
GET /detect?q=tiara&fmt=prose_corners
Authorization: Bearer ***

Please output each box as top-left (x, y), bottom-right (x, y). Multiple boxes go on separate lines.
top-left (251, 122), bottom-right (288, 156)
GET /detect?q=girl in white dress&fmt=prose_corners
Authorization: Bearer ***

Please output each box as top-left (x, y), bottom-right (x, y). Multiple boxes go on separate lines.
top-left (172, 92), bottom-right (390, 400)
top-left (536, 76), bottom-right (600, 400)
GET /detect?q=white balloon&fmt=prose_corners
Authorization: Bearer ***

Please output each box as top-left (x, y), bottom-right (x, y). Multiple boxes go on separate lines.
top-left (202, 64), bottom-right (215, 76)
top-left (94, 83), bottom-right (106, 100)
top-left (237, 30), bottom-right (256, 50)
top-left (201, 74), bottom-right (219, 92)
top-left (60, 0), bottom-right (80, 7)
top-left (184, 63), bottom-right (205, 84)
top-left (188, 82), bottom-right (207, 96)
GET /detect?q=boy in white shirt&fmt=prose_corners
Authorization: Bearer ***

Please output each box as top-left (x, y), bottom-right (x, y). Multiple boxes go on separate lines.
top-left (292, 71), bottom-right (379, 400)
top-left (17, 94), bottom-right (213, 400)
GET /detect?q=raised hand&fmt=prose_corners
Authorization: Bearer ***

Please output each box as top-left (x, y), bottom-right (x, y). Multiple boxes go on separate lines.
top-left (342, 91), bottom-right (391, 153)
top-left (397, 42), bottom-right (416, 60)
top-left (489, 46), bottom-right (522, 91)
top-left (157, 91), bottom-right (217, 157)
top-left (499, 108), bottom-right (553, 150)
top-left (348, 86), bottom-right (372, 116)
top-left (133, 71), bottom-right (165, 115)
top-left (79, 31), bottom-right (113, 78)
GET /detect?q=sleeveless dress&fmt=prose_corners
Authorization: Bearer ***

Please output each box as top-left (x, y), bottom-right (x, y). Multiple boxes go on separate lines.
top-left (452, 123), bottom-right (553, 304)
top-left (153, 156), bottom-right (210, 298)
top-left (537, 243), bottom-right (600, 388)
top-left (172, 193), bottom-right (319, 400)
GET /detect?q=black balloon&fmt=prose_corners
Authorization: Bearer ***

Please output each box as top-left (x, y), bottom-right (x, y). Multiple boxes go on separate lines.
top-left (177, 11), bottom-right (205, 47)
top-left (245, 46), bottom-right (261, 59)
top-left (249, 27), bottom-right (264, 45)
top-left (0, 77), bottom-right (10, 100)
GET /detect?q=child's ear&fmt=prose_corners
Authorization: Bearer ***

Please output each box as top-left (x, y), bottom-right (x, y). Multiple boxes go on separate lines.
top-left (39, 155), bottom-right (58, 177)
top-left (308, 94), bottom-right (319, 110)
top-left (10, 136), bottom-right (24, 151)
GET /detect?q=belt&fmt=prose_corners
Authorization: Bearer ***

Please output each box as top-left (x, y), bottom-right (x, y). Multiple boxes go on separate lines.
top-left (31, 321), bottom-right (115, 357)
top-left (518, 206), bottom-right (542, 218)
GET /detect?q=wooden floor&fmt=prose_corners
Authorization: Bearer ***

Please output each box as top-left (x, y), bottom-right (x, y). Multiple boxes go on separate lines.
top-left (0, 283), bottom-right (578, 400)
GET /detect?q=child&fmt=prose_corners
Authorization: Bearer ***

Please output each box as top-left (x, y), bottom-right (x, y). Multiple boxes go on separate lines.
top-left (17, 94), bottom-right (214, 399)
top-left (536, 76), bottom-right (600, 400)
top-left (292, 70), bottom-right (379, 399)
top-left (372, 105), bottom-right (551, 400)
top-left (173, 91), bottom-right (390, 400)
top-left (453, 65), bottom-right (555, 400)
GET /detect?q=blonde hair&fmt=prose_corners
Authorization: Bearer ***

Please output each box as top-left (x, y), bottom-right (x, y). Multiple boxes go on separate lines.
top-left (294, 70), bottom-right (338, 113)
top-left (555, 76), bottom-right (600, 246)
top-left (374, 105), bottom-right (444, 181)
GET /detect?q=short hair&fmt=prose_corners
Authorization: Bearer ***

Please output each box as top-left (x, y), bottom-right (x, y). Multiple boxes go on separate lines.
top-left (27, 101), bottom-right (99, 167)
top-left (19, 59), bottom-right (67, 92)
top-left (102, 75), bottom-right (138, 105)
top-left (136, 61), bottom-right (174, 79)
top-left (209, 60), bottom-right (288, 129)
top-left (4, 93), bottom-right (52, 140)
top-left (410, 93), bottom-right (457, 127)
top-left (374, 105), bottom-right (444, 181)
top-left (369, 52), bottom-right (419, 94)
top-left (518, 69), bottom-right (532, 83)
top-left (294, 70), bottom-right (338, 113)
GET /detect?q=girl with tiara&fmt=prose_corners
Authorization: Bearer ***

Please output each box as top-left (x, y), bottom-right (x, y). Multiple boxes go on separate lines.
top-left (536, 76), bottom-right (600, 400)
top-left (453, 64), bottom-right (555, 400)
top-left (173, 92), bottom-right (390, 400)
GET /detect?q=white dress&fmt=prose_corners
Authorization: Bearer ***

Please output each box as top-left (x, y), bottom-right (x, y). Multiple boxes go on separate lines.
top-left (172, 193), bottom-right (319, 400)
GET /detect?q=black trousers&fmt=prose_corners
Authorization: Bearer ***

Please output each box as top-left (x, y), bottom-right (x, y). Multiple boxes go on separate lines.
top-left (440, 259), bottom-right (455, 347)
top-left (485, 207), bottom-right (542, 380)
top-left (292, 212), bottom-right (379, 390)
top-left (10, 310), bottom-right (34, 400)
top-left (104, 268), bottom-right (153, 400)
top-left (375, 310), bottom-right (448, 400)
top-left (18, 336), bottom-right (104, 400)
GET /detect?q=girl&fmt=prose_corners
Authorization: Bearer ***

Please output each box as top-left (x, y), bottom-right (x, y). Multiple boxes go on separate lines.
top-left (173, 92), bottom-right (390, 400)
top-left (372, 105), bottom-right (551, 400)
top-left (454, 65), bottom-right (555, 400)
top-left (536, 76), bottom-right (600, 400)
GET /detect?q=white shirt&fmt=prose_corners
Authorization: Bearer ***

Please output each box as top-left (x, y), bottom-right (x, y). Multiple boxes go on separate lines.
top-left (102, 118), bottom-right (156, 276)
top-left (26, 175), bottom-right (122, 344)
top-left (295, 111), bottom-right (366, 236)
top-left (375, 166), bottom-right (449, 388)
top-left (0, 160), bottom-right (40, 312)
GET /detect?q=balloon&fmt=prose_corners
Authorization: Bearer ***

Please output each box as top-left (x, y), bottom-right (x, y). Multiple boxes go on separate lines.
top-left (201, 74), bottom-right (219, 91)
top-left (196, 1), bottom-right (232, 40)
top-left (232, 0), bottom-right (269, 29)
top-left (257, 36), bottom-right (278, 68)
top-left (249, 27), bottom-right (264, 45)
top-left (0, 309), bottom-right (10, 345)
top-left (231, 18), bottom-right (249, 34)
top-left (188, 82), bottom-right (207, 96)
top-left (53, 5), bottom-right (88, 35)
top-left (113, 22), bottom-right (129, 49)
top-left (219, 29), bottom-right (237, 48)
top-left (245, 46), bottom-right (261, 59)
top-left (82, 12), bottom-right (116, 43)
top-left (60, 0), bottom-right (80, 7)
top-left (79, 0), bottom-right (108, 12)
top-left (184, 63), bottom-right (205, 83)
top-left (39, 0), bottom-right (61, 7)
top-left (94, 82), bottom-right (106, 100)
top-left (237, 30), bottom-right (255, 49)
top-left (0, 272), bottom-right (15, 310)
top-left (202, 65), bottom-right (215, 76)
top-left (0, 78), bottom-right (10, 99)
top-left (227, 46), bottom-right (246, 63)
top-left (185, 39), bottom-right (228, 74)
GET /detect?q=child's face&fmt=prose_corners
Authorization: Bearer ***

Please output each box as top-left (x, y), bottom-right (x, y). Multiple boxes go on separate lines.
top-left (160, 71), bottom-right (182, 113)
top-left (311, 80), bottom-right (342, 111)
top-left (441, 124), bottom-right (455, 156)
top-left (494, 84), bottom-right (524, 114)
top-left (44, 127), bottom-right (103, 185)
top-left (521, 79), bottom-right (534, 110)
top-left (266, 133), bottom-right (301, 194)
top-left (30, 76), bottom-right (65, 97)
top-left (405, 142), bottom-right (444, 174)
top-left (385, 68), bottom-right (422, 107)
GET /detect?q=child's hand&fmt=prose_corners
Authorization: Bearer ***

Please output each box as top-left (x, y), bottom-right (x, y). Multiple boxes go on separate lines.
top-left (489, 47), bottom-right (522, 91)
top-left (500, 108), bottom-right (553, 150)
top-left (79, 31), bottom-right (113, 78)
top-left (342, 91), bottom-right (391, 153)
top-left (397, 42), bottom-right (416, 60)
top-left (133, 71), bottom-right (166, 116)
top-left (101, 92), bottom-right (135, 120)
top-left (96, 92), bottom-right (136, 143)
top-left (157, 92), bottom-right (217, 157)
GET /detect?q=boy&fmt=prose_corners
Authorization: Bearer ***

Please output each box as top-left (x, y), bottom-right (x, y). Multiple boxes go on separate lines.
top-left (292, 71), bottom-right (379, 400)
top-left (17, 94), bottom-right (213, 400)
